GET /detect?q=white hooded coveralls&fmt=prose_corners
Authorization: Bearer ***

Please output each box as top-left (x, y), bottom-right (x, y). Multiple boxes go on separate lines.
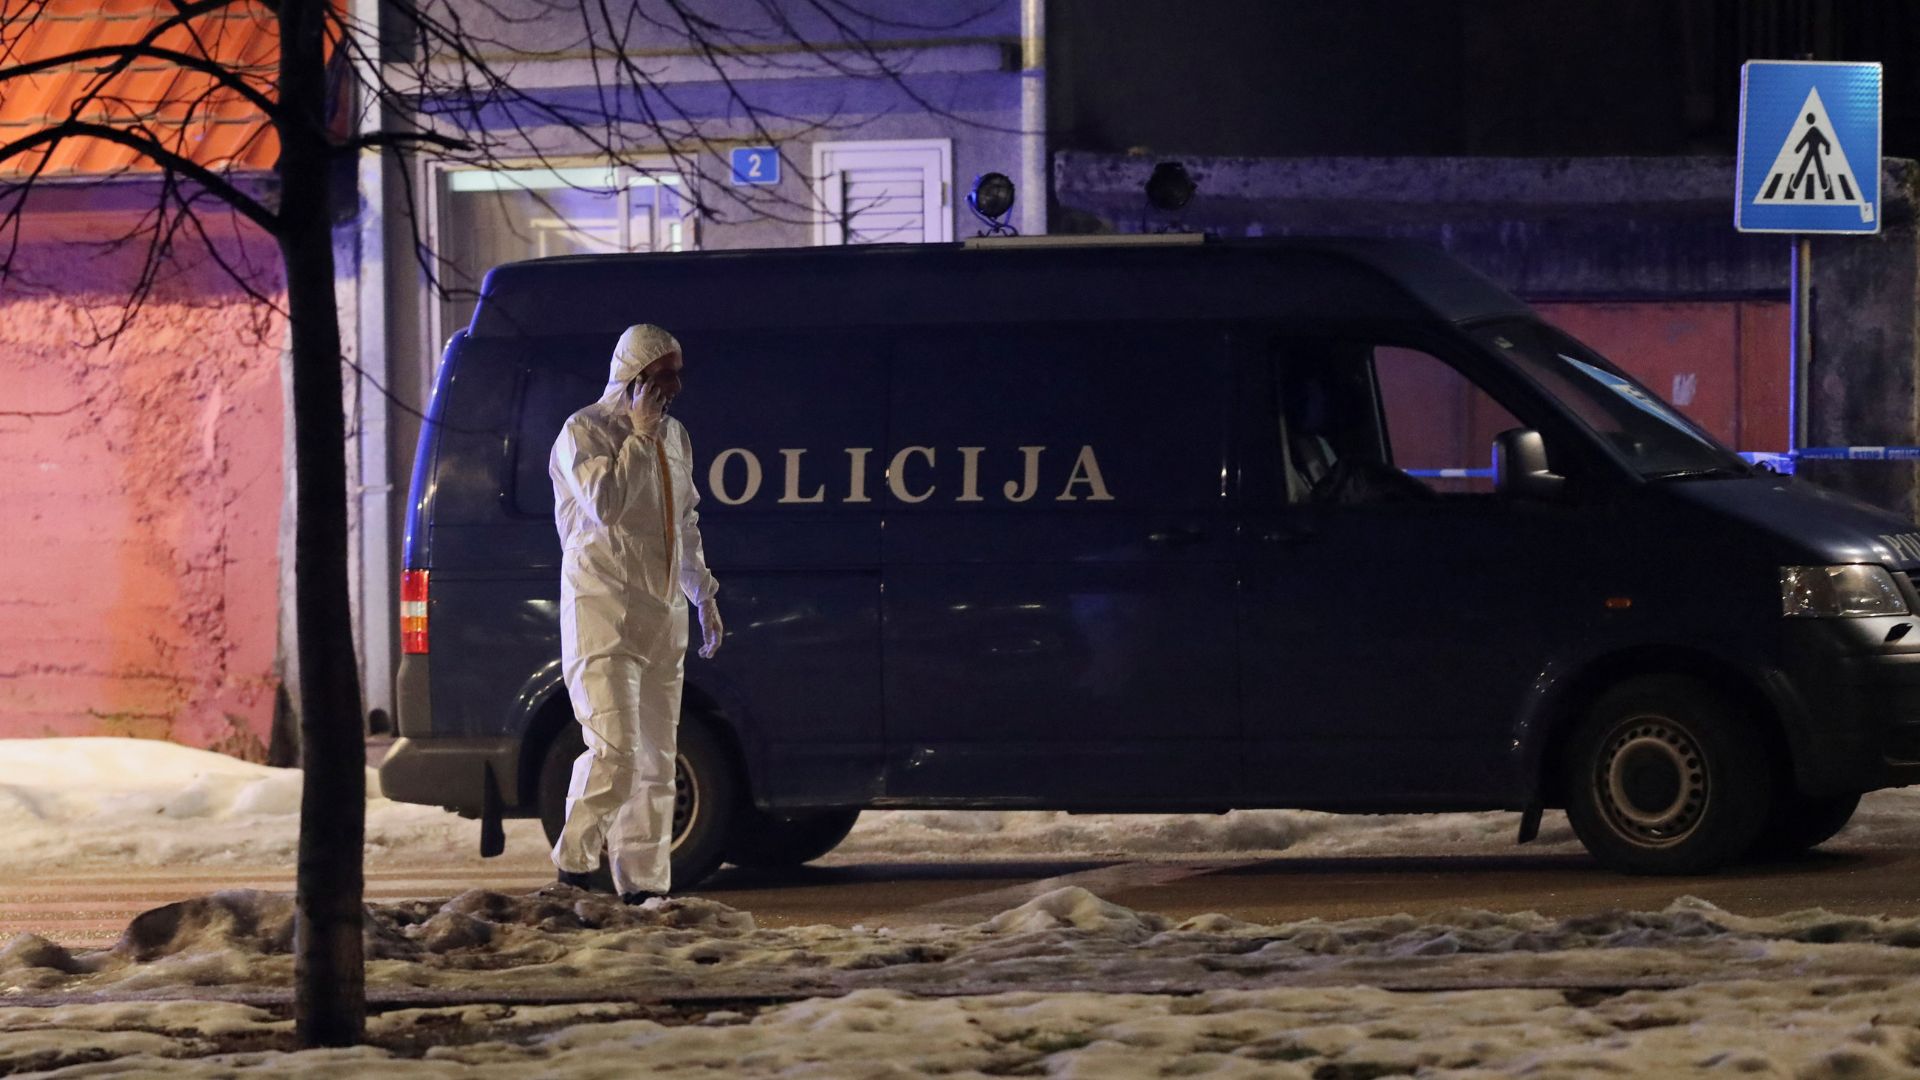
top-left (549, 325), bottom-right (719, 896)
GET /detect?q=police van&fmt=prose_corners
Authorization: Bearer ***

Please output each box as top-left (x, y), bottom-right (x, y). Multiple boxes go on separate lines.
top-left (380, 234), bottom-right (1920, 884)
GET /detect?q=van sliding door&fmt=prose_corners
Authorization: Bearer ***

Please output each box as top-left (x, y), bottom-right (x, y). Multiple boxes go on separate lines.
top-left (880, 324), bottom-right (1238, 806)
top-left (668, 328), bottom-right (887, 806)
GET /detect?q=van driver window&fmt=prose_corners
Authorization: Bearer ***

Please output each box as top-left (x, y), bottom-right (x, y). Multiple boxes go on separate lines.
top-left (1373, 345), bottom-right (1523, 496)
top-left (1277, 344), bottom-right (1522, 505)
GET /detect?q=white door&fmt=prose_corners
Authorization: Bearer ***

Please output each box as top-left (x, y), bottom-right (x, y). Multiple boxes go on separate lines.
top-left (812, 140), bottom-right (952, 245)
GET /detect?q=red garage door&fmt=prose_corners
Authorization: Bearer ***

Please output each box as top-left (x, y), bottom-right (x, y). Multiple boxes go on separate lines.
top-left (1535, 300), bottom-right (1791, 455)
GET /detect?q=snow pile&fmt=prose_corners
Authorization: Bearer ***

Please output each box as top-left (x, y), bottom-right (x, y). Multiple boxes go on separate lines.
top-left (0, 738), bottom-right (545, 869)
top-left (977, 886), bottom-right (1171, 938)
top-left (15, 962), bottom-right (1920, 1076)
top-left (839, 786), bottom-right (1920, 862)
top-left (851, 807), bottom-right (1307, 854)
top-left (838, 806), bottom-right (1567, 859)
top-left (832, 766), bottom-right (1920, 863)
top-left (12, 887), bottom-right (1920, 1074)
top-left (14, 884), bottom-right (1920, 1003)
top-left (0, 737), bottom-right (300, 820)
top-left (0, 887), bottom-right (773, 995)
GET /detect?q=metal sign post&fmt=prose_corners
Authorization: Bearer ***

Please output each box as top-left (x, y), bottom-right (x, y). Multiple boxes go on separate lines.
top-left (1735, 59), bottom-right (1882, 454)
top-left (1792, 235), bottom-right (1811, 450)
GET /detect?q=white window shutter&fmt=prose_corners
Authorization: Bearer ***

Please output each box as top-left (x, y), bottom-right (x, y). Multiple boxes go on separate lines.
top-left (812, 140), bottom-right (953, 245)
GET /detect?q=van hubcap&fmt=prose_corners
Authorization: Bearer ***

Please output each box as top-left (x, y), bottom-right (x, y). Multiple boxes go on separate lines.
top-left (1596, 719), bottom-right (1707, 846)
top-left (670, 754), bottom-right (697, 852)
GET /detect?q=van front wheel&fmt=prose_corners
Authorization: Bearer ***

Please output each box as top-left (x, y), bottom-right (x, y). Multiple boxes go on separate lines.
top-left (1562, 675), bottom-right (1772, 875)
top-left (537, 714), bottom-right (740, 892)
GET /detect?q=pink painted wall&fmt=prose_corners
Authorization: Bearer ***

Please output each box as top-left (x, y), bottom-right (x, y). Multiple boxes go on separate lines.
top-left (0, 228), bottom-right (285, 759)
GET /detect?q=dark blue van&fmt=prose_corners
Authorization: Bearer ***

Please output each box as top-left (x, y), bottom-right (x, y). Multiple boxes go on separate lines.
top-left (380, 235), bottom-right (1920, 883)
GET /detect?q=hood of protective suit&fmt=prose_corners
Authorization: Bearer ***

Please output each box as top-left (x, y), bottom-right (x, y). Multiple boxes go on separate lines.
top-left (600, 324), bottom-right (683, 405)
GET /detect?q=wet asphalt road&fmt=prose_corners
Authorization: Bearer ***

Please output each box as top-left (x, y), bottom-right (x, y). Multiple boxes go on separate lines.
top-left (8, 845), bottom-right (1918, 949)
top-left (702, 845), bottom-right (1920, 928)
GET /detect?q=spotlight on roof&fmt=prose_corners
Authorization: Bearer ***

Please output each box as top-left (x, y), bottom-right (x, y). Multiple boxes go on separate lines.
top-left (1145, 161), bottom-right (1196, 212)
top-left (968, 172), bottom-right (1018, 236)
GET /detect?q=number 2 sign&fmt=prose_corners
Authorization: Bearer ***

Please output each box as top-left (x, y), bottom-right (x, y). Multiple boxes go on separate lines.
top-left (730, 147), bottom-right (780, 186)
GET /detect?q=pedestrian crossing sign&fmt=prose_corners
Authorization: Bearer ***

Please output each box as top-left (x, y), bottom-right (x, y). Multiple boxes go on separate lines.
top-left (1737, 60), bottom-right (1881, 234)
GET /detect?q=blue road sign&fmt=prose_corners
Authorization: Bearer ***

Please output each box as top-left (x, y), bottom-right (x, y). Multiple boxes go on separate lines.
top-left (730, 147), bottom-right (780, 186)
top-left (1736, 60), bottom-right (1881, 234)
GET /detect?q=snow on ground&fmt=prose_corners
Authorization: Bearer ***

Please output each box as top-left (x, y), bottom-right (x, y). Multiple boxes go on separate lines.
top-left (11, 884), bottom-right (1920, 1001)
top-left (836, 780), bottom-right (1920, 862)
top-left (838, 805), bottom-right (1592, 861)
top-left (0, 738), bottom-right (547, 870)
top-left (12, 980), bottom-right (1920, 1078)
top-left (12, 737), bottom-right (1920, 1073)
top-left (9, 737), bottom-right (1920, 871)
top-left (11, 887), bottom-right (1920, 1075)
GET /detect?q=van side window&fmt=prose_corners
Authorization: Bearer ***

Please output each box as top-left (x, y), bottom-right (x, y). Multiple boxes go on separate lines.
top-left (1374, 345), bottom-right (1523, 496)
top-left (1275, 342), bottom-right (1522, 504)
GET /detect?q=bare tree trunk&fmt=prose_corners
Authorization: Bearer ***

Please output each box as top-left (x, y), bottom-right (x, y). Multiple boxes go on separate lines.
top-left (279, 0), bottom-right (367, 1049)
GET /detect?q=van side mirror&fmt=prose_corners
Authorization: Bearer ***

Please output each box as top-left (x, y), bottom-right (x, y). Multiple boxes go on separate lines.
top-left (1494, 428), bottom-right (1565, 500)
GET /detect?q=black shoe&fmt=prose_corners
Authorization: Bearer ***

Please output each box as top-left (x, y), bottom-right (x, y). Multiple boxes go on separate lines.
top-left (620, 891), bottom-right (659, 905)
top-left (557, 869), bottom-right (600, 891)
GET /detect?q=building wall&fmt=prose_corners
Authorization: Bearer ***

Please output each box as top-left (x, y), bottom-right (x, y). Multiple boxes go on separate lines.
top-left (1046, 0), bottom-right (1920, 161)
top-left (394, 0), bottom-right (1027, 267)
top-left (0, 227), bottom-right (284, 757)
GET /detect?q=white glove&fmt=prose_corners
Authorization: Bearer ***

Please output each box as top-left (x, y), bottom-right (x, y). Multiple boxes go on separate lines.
top-left (627, 379), bottom-right (666, 438)
top-left (697, 598), bottom-right (724, 659)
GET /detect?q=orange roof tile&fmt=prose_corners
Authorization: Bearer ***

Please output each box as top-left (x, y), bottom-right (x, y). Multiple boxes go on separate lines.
top-left (2, 0), bottom-right (281, 179)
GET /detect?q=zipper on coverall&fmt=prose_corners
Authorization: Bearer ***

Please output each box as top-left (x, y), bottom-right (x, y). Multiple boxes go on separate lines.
top-left (648, 435), bottom-right (677, 589)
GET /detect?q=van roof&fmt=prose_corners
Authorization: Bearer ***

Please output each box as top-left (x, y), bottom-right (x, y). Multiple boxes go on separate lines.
top-left (466, 236), bottom-right (1532, 340)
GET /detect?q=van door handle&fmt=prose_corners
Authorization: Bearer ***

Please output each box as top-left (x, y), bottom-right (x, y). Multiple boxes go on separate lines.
top-left (1148, 526), bottom-right (1207, 548)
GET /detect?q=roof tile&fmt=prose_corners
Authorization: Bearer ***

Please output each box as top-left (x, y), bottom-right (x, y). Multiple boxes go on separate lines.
top-left (3, 1), bottom-right (281, 178)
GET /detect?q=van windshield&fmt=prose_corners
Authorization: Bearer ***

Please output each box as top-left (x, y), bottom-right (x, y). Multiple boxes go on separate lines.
top-left (1472, 319), bottom-right (1752, 480)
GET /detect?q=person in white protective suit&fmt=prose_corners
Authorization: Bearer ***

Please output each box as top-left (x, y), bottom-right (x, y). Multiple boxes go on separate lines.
top-left (549, 324), bottom-right (723, 903)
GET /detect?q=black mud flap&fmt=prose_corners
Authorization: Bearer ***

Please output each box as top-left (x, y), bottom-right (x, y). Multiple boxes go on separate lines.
top-left (480, 762), bottom-right (506, 858)
top-left (1516, 802), bottom-right (1543, 844)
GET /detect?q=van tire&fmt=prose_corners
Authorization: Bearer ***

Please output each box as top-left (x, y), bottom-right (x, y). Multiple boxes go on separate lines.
top-left (1562, 675), bottom-right (1772, 875)
top-left (725, 808), bottom-right (861, 869)
top-left (1751, 791), bottom-right (1860, 858)
top-left (536, 713), bottom-right (741, 892)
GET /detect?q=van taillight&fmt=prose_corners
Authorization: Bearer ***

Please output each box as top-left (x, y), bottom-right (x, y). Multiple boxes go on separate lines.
top-left (401, 570), bottom-right (430, 654)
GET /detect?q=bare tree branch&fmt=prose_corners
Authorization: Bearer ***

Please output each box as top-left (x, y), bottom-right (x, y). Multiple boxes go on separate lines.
top-left (339, 129), bottom-right (473, 153)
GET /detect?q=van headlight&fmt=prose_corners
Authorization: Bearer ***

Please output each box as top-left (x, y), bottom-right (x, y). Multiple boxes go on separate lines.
top-left (1780, 565), bottom-right (1910, 617)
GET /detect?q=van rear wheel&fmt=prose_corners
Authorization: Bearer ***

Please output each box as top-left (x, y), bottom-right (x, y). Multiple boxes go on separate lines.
top-left (1562, 675), bottom-right (1772, 875)
top-left (537, 713), bottom-right (740, 892)
top-left (725, 808), bottom-right (861, 869)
